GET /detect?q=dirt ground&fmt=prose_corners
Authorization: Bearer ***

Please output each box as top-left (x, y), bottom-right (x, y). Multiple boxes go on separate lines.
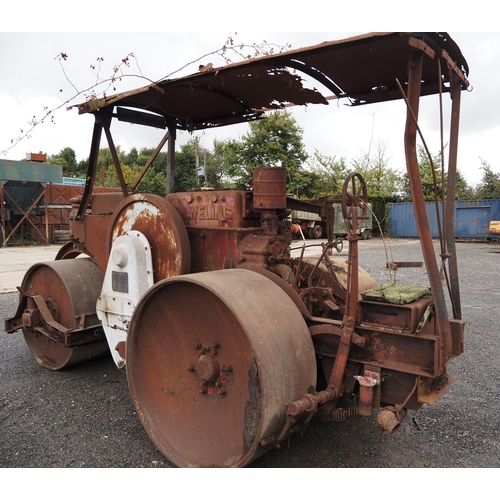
top-left (0, 238), bottom-right (499, 470)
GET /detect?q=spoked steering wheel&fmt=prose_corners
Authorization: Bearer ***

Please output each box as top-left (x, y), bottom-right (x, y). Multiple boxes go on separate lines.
top-left (341, 172), bottom-right (368, 235)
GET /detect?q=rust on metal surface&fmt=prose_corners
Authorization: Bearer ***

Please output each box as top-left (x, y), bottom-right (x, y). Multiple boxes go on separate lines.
top-left (445, 71), bottom-right (464, 319)
top-left (387, 261), bottom-right (424, 270)
top-left (377, 406), bottom-right (407, 435)
top-left (75, 33), bottom-right (469, 130)
top-left (403, 46), bottom-right (453, 364)
top-left (5, 258), bottom-right (107, 370)
top-left (167, 190), bottom-right (252, 229)
top-left (252, 167), bottom-right (287, 210)
top-left (109, 193), bottom-right (191, 281)
top-left (357, 371), bottom-right (379, 417)
top-left (126, 269), bottom-right (316, 467)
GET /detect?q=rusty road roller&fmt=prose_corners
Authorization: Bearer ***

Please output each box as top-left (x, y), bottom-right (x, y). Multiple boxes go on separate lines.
top-left (4, 33), bottom-right (469, 467)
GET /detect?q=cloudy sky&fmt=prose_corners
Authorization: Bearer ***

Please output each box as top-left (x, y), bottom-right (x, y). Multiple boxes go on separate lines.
top-left (1, 26), bottom-right (498, 187)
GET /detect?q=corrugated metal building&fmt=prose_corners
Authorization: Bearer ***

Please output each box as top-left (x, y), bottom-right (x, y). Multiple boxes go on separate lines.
top-left (1, 156), bottom-right (63, 246)
top-left (1, 156), bottom-right (119, 246)
top-left (389, 200), bottom-right (500, 240)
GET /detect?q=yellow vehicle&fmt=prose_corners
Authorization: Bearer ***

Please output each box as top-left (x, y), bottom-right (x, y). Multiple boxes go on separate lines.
top-left (490, 220), bottom-right (500, 242)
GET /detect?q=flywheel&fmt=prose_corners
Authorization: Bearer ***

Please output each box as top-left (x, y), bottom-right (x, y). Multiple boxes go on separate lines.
top-left (108, 193), bottom-right (191, 282)
top-left (126, 268), bottom-right (317, 467)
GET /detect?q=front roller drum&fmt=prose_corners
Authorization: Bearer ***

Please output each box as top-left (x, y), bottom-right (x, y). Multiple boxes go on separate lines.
top-left (126, 269), bottom-right (317, 467)
top-left (20, 258), bottom-right (108, 370)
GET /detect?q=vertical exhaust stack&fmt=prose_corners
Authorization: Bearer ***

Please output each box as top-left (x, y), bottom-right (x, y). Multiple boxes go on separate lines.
top-left (252, 167), bottom-right (287, 235)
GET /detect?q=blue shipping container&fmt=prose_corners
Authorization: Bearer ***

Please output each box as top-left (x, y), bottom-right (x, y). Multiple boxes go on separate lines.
top-left (389, 200), bottom-right (500, 239)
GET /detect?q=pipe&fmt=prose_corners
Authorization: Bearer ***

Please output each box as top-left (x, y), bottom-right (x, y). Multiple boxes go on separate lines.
top-left (356, 374), bottom-right (378, 417)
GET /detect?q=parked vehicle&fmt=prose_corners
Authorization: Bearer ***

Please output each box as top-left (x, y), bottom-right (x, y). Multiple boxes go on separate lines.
top-left (290, 202), bottom-right (373, 240)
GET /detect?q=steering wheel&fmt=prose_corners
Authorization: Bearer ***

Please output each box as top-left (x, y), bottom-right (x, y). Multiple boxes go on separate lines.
top-left (341, 172), bottom-right (368, 234)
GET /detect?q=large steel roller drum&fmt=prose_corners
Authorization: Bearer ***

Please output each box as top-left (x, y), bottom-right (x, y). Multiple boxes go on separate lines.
top-left (21, 258), bottom-right (108, 370)
top-left (126, 268), bottom-right (317, 467)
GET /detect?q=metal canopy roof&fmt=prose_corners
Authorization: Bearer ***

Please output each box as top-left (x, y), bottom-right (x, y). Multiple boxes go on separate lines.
top-left (76, 32), bottom-right (469, 133)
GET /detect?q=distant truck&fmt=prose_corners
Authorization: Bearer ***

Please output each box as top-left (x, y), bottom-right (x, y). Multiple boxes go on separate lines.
top-left (290, 202), bottom-right (373, 240)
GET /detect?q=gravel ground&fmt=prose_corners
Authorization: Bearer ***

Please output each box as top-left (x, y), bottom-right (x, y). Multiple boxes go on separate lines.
top-left (0, 238), bottom-right (499, 469)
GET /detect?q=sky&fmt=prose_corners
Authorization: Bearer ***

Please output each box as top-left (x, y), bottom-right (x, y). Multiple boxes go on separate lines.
top-left (1, 11), bottom-right (499, 188)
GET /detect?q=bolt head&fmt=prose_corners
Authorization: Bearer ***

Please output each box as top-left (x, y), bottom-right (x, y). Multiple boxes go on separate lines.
top-left (196, 355), bottom-right (221, 382)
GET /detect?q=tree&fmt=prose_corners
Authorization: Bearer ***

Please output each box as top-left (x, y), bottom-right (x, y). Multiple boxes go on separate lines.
top-left (173, 139), bottom-right (225, 192)
top-left (123, 147), bottom-right (138, 167)
top-left (293, 169), bottom-right (324, 199)
top-left (351, 140), bottom-right (402, 199)
top-left (348, 141), bottom-right (404, 236)
top-left (418, 146), bottom-right (445, 201)
top-left (212, 138), bottom-right (245, 188)
top-left (48, 147), bottom-right (78, 176)
top-left (399, 146), bottom-right (476, 202)
top-left (475, 159), bottom-right (500, 200)
top-left (90, 145), bottom-right (167, 194)
top-left (238, 110), bottom-right (309, 196)
top-left (398, 145), bottom-right (444, 202)
top-left (76, 159), bottom-right (88, 177)
top-left (455, 170), bottom-right (475, 201)
top-left (136, 147), bottom-right (168, 173)
top-left (96, 147), bottom-right (119, 170)
top-left (103, 160), bottom-right (166, 195)
top-left (307, 150), bottom-right (349, 196)
top-left (173, 140), bottom-right (198, 192)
